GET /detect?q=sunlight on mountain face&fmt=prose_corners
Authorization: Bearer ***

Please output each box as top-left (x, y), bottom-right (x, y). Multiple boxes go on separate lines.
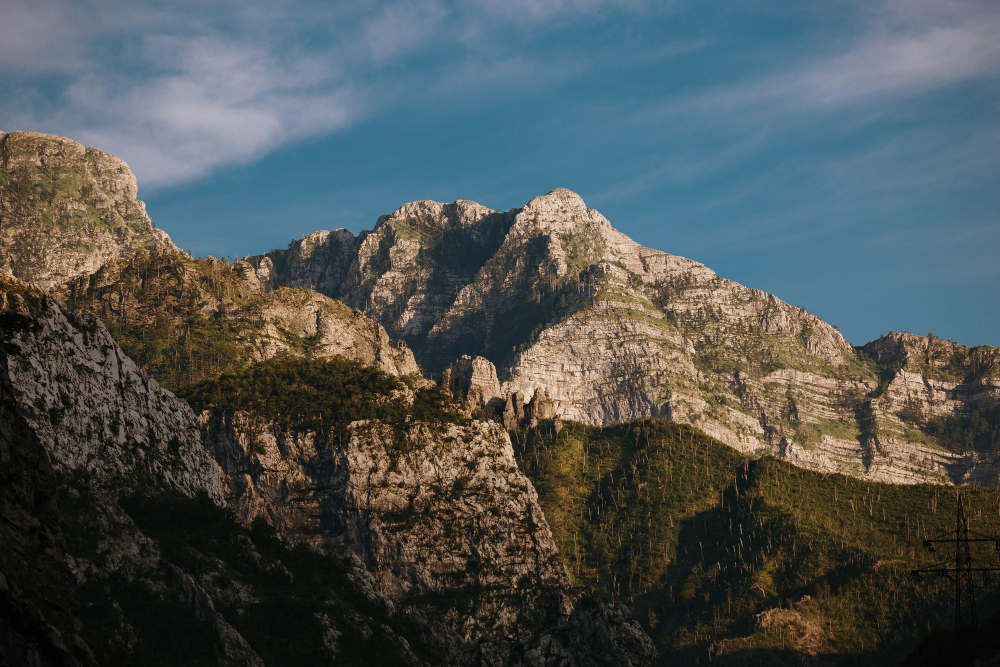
top-left (1, 16), bottom-right (998, 659)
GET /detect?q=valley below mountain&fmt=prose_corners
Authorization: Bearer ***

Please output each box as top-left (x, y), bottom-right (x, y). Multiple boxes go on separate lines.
top-left (2, 130), bottom-right (1000, 666)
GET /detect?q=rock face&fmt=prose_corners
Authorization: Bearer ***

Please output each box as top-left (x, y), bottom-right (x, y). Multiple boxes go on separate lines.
top-left (62, 249), bottom-right (421, 389)
top-left (441, 355), bottom-right (503, 409)
top-left (251, 188), bottom-right (1000, 485)
top-left (200, 409), bottom-right (654, 665)
top-left (0, 274), bottom-right (222, 499)
top-left (248, 199), bottom-right (517, 366)
top-left (0, 272), bottom-right (440, 666)
top-left (207, 417), bottom-right (563, 626)
top-left (0, 131), bottom-right (173, 289)
top-left (0, 321), bottom-right (96, 666)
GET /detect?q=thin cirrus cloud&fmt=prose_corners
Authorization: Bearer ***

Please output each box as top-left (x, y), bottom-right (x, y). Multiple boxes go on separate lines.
top-left (3, 0), bottom-right (997, 192)
top-left (593, 0), bottom-right (1000, 220)
top-left (658, 2), bottom-right (1000, 122)
top-left (58, 35), bottom-right (360, 187)
top-left (1, 0), bottom-right (630, 188)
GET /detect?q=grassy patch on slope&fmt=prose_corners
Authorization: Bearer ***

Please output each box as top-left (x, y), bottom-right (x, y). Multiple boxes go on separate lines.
top-left (177, 356), bottom-right (463, 439)
top-left (514, 418), bottom-right (1000, 666)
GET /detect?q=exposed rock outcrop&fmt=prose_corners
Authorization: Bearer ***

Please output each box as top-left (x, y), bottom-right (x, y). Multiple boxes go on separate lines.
top-left (0, 131), bottom-right (174, 289)
top-left (0, 274), bottom-right (222, 499)
top-left (441, 355), bottom-right (503, 409)
top-left (0, 325), bottom-right (97, 667)
top-left (200, 407), bottom-right (654, 665)
top-left (250, 188), bottom-right (999, 485)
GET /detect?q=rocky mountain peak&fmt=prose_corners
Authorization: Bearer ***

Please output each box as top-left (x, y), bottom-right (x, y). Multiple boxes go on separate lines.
top-left (0, 130), bottom-right (176, 289)
top-left (375, 198), bottom-right (499, 232)
top-left (515, 187), bottom-right (608, 238)
top-left (524, 187), bottom-right (588, 215)
top-left (862, 330), bottom-right (999, 384)
top-left (297, 229), bottom-right (350, 255)
top-left (235, 184), bottom-right (1000, 485)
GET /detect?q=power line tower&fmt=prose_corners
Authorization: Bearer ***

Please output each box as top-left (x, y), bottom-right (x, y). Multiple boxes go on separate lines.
top-left (911, 493), bottom-right (1000, 635)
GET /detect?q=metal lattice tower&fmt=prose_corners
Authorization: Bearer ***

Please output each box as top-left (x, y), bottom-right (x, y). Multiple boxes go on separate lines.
top-left (911, 493), bottom-right (1000, 635)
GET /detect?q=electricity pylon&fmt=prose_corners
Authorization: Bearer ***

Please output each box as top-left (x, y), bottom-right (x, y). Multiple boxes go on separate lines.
top-left (911, 493), bottom-right (1000, 635)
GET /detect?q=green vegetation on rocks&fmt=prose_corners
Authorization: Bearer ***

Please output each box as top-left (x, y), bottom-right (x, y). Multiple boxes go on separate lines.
top-left (514, 418), bottom-right (1000, 665)
top-left (924, 406), bottom-right (1000, 456)
top-left (178, 356), bottom-right (464, 437)
top-left (65, 248), bottom-right (417, 389)
top-left (0, 131), bottom-right (168, 289)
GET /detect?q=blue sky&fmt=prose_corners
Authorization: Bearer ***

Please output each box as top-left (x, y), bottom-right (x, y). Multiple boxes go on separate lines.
top-left (3, 0), bottom-right (998, 346)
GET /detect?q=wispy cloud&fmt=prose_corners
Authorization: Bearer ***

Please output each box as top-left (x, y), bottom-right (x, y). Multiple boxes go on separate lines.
top-left (3, 0), bottom-right (997, 193)
top-left (1, 0), bottom-right (629, 188)
top-left (662, 0), bottom-right (1000, 119)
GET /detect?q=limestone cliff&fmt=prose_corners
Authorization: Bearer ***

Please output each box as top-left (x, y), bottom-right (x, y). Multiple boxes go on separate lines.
top-left (0, 319), bottom-right (96, 666)
top-left (0, 273), bottom-right (443, 666)
top-left (249, 199), bottom-right (517, 364)
top-left (252, 188), bottom-right (1000, 485)
top-left (0, 131), bottom-right (173, 289)
top-left (0, 273), bottom-right (222, 499)
top-left (192, 361), bottom-right (656, 665)
top-left (204, 418), bottom-right (568, 635)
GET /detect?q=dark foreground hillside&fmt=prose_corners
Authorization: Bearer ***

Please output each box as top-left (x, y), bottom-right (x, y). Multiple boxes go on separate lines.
top-left (514, 419), bottom-right (1000, 665)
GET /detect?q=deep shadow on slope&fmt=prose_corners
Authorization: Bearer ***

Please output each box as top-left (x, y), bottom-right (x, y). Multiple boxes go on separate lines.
top-left (0, 327), bottom-right (94, 666)
top-left (899, 607), bottom-right (1000, 667)
top-left (74, 490), bottom-right (436, 667)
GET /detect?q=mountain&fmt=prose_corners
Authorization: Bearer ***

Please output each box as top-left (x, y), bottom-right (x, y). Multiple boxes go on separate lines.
top-left (4, 130), bottom-right (1000, 666)
top-left (0, 274), bottom-right (654, 666)
top-left (181, 357), bottom-right (655, 664)
top-left (4, 130), bottom-right (996, 486)
top-left (248, 189), bottom-right (1000, 485)
top-left (0, 131), bottom-right (656, 665)
top-left (0, 131), bottom-right (418, 390)
top-left (0, 131), bottom-right (173, 290)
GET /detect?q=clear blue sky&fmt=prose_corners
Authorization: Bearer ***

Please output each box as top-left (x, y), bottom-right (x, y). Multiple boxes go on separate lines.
top-left (3, 0), bottom-right (998, 346)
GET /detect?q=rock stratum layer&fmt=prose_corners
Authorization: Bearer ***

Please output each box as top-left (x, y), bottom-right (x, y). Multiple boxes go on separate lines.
top-left (248, 189), bottom-right (999, 485)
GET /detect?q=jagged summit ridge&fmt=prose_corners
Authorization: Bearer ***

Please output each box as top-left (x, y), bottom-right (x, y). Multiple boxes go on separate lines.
top-left (252, 188), bottom-right (999, 486)
top-left (4, 131), bottom-right (998, 487)
top-left (375, 198), bottom-right (498, 231)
